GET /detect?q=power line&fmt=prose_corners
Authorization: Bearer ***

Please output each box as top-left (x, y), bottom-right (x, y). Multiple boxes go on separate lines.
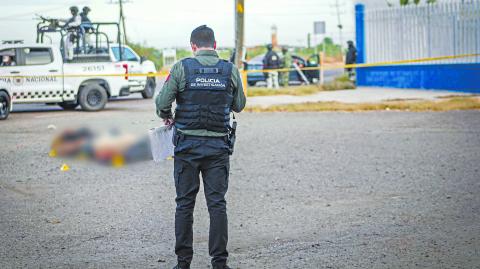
top-left (108, 0), bottom-right (131, 44)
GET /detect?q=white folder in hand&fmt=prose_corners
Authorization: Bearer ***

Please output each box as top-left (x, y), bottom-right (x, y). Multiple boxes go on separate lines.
top-left (148, 126), bottom-right (174, 162)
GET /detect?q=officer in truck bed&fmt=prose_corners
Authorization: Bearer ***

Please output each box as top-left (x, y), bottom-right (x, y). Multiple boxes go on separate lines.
top-left (155, 25), bottom-right (246, 269)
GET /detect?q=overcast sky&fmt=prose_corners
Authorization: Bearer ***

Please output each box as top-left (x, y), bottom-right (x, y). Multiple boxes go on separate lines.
top-left (0, 0), bottom-right (391, 48)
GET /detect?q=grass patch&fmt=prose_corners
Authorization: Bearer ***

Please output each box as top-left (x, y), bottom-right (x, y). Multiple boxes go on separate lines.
top-left (247, 75), bottom-right (356, 97)
top-left (436, 94), bottom-right (478, 99)
top-left (245, 97), bottom-right (480, 112)
top-left (247, 85), bottom-right (323, 97)
top-left (322, 80), bottom-right (356, 91)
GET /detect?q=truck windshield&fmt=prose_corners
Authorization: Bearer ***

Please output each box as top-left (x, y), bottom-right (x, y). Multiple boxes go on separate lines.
top-left (111, 47), bottom-right (138, 62)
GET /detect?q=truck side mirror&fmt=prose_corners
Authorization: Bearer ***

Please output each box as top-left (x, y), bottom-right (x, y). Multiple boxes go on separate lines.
top-left (140, 56), bottom-right (147, 63)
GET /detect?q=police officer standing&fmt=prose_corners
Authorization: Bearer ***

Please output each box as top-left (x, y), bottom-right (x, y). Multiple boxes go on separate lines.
top-left (155, 25), bottom-right (246, 269)
top-left (345, 40), bottom-right (357, 80)
top-left (60, 6), bottom-right (81, 60)
top-left (80, 7), bottom-right (94, 32)
top-left (61, 6), bottom-right (81, 29)
top-left (263, 44), bottom-right (280, 89)
top-left (79, 7), bottom-right (93, 53)
top-left (280, 47), bottom-right (291, 87)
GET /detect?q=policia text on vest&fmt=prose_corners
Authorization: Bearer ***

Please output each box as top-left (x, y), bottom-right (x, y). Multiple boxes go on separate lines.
top-left (154, 25), bottom-right (246, 269)
top-left (191, 77), bottom-right (226, 87)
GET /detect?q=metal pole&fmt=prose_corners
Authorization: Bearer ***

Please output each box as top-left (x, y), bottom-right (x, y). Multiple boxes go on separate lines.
top-left (335, 0), bottom-right (344, 52)
top-left (320, 34), bottom-right (325, 85)
top-left (119, 0), bottom-right (128, 44)
top-left (355, 4), bottom-right (366, 84)
top-left (234, 0), bottom-right (245, 70)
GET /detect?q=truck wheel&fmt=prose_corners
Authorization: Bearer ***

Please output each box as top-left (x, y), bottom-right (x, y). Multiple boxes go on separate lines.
top-left (141, 78), bottom-right (155, 99)
top-left (58, 102), bottom-right (78, 110)
top-left (248, 81), bottom-right (257, 87)
top-left (0, 91), bottom-right (10, 120)
top-left (78, 84), bottom-right (108, 111)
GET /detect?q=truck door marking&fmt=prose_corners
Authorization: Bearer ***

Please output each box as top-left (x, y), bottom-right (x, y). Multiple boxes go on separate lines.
top-left (82, 65), bottom-right (105, 72)
top-left (13, 77), bottom-right (24, 86)
top-left (0, 76), bottom-right (57, 86)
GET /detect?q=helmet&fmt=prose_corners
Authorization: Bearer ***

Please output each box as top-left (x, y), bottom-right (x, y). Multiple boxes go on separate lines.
top-left (83, 6), bottom-right (91, 13)
top-left (347, 40), bottom-right (354, 45)
top-left (70, 6), bottom-right (79, 13)
top-left (266, 44), bottom-right (273, 50)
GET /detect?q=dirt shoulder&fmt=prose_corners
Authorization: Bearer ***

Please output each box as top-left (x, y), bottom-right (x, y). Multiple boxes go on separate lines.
top-left (246, 96), bottom-right (480, 112)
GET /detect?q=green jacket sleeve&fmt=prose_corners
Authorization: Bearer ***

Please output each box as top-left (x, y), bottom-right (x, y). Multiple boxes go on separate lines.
top-left (155, 61), bottom-right (183, 119)
top-left (231, 66), bottom-right (246, 113)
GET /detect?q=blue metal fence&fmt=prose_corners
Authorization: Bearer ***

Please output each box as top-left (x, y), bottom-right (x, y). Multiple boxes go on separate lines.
top-left (355, 1), bottom-right (480, 92)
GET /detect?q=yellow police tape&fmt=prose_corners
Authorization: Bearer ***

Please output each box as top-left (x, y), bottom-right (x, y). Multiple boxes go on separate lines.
top-left (0, 53), bottom-right (478, 80)
top-left (243, 53), bottom-right (480, 73)
top-left (0, 72), bottom-right (168, 79)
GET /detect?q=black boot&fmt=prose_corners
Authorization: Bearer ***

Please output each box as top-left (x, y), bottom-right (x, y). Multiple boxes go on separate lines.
top-left (172, 263), bottom-right (190, 269)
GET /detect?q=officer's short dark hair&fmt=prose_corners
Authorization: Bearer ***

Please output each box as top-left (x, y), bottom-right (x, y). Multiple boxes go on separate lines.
top-left (190, 25), bottom-right (215, 48)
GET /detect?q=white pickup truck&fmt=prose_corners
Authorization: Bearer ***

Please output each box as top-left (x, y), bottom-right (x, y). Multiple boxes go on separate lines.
top-left (0, 81), bottom-right (12, 120)
top-left (0, 43), bottom-right (156, 119)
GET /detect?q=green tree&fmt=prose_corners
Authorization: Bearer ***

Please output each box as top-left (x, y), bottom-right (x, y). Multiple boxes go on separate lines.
top-left (323, 37), bottom-right (334, 45)
top-left (127, 42), bottom-right (163, 69)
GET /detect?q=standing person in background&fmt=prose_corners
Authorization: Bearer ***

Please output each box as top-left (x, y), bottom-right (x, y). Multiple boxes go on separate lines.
top-left (345, 40), bottom-right (357, 80)
top-left (79, 7), bottom-right (93, 53)
top-left (80, 7), bottom-right (94, 32)
top-left (61, 6), bottom-right (81, 29)
top-left (155, 25), bottom-right (246, 269)
top-left (60, 6), bottom-right (81, 60)
top-left (263, 44), bottom-right (280, 89)
top-left (280, 47), bottom-right (291, 87)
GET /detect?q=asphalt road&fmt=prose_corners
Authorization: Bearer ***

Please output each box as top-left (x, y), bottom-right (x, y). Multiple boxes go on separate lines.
top-left (1, 98), bottom-right (480, 268)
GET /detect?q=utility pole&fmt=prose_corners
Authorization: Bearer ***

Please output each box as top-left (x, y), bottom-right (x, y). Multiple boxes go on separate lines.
top-left (334, 0), bottom-right (344, 51)
top-left (234, 0), bottom-right (244, 69)
top-left (109, 0), bottom-right (129, 45)
top-left (119, 0), bottom-right (128, 44)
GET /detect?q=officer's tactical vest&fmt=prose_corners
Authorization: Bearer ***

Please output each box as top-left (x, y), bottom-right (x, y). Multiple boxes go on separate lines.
top-left (174, 58), bottom-right (233, 133)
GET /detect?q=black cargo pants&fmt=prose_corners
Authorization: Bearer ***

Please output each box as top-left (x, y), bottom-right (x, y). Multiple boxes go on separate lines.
top-left (173, 133), bottom-right (230, 268)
